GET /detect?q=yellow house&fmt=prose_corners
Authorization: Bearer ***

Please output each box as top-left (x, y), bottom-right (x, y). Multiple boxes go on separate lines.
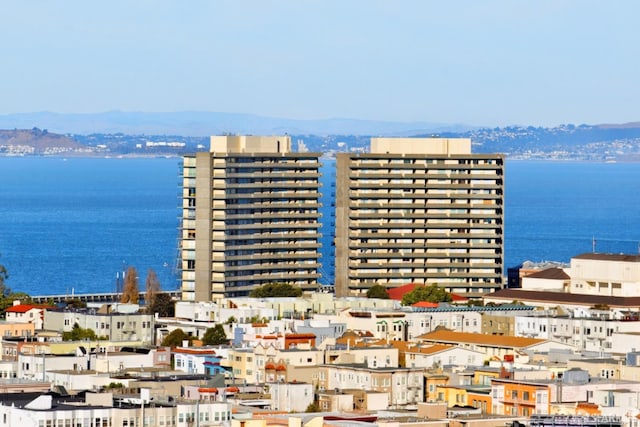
top-left (434, 384), bottom-right (468, 407)
top-left (473, 367), bottom-right (501, 386)
top-left (425, 372), bottom-right (449, 402)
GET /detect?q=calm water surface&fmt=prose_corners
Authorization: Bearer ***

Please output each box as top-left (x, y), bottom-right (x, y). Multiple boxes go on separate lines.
top-left (1, 157), bottom-right (639, 296)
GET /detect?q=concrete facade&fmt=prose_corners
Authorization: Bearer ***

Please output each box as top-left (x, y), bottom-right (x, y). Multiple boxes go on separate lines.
top-left (180, 135), bottom-right (322, 301)
top-left (334, 137), bottom-right (504, 297)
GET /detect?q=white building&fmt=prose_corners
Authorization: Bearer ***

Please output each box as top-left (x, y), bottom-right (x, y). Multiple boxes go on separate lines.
top-left (266, 381), bottom-right (314, 412)
top-left (404, 344), bottom-right (485, 369)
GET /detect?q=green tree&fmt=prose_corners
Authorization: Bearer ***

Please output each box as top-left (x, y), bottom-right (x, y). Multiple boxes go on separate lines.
top-left (0, 256), bottom-right (8, 295)
top-left (62, 323), bottom-right (98, 341)
top-left (0, 292), bottom-right (32, 318)
top-left (121, 266), bottom-right (139, 304)
top-left (249, 283), bottom-right (302, 298)
top-left (401, 284), bottom-right (452, 306)
top-left (148, 292), bottom-right (175, 317)
top-left (202, 324), bottom-right (228, 346)
top-left (144, 268), bottom-right (160, 310)
top-left (366, 284), bottom-right (389, 299)
top-left (305, 402), bottom-right (321, 413)
top-left (161, 328), bottom-right (190, 347)
top-left (65, 298), bottom-right (87, 309)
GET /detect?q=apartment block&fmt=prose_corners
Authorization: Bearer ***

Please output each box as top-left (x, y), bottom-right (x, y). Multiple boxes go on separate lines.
top-left (335, 137), bottom-right (504, 297)
top-left (180, 135), bottom-right (322, 301)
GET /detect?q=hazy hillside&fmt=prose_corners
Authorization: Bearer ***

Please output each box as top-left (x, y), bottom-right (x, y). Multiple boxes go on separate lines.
top-left (0, 128), bottom-right (87, 155)
top-left (0, 111), bottom-right (469, 137)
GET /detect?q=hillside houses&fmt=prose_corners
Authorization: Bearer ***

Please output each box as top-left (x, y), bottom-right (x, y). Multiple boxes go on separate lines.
top-left (4, 253), bottom-right (640, 425)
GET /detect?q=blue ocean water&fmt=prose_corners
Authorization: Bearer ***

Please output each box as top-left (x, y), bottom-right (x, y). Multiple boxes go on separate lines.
top-left (1, 157), bottom-right (639, 296)
top-left (0, 157), bottom-right (181, 296)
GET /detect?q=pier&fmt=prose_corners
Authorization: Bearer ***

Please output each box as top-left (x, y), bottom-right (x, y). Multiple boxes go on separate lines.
top-left (30, 290), bottom-right (180, 305)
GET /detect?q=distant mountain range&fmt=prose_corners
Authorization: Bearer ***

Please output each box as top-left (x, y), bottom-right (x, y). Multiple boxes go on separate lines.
top-left (0, 111), bottom-right (471, 137)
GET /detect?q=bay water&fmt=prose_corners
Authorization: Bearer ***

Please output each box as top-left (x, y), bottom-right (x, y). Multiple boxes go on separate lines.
top-left (1, 157), bottom-right (639, 296)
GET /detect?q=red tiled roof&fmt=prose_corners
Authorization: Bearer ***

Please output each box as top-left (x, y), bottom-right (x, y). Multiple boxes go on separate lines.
top-left (388, 283), bottom-right (467, 303)
top-left (173, 347), bottom-right (217, 355)
top-left (387, 283), bottom-right (420, 300)
top-left (6, 304), bottom-right (50, 313)
top-left (525, 267), bottom-right (570, 280)
top-left (412, 301), bottom-right (438, 308)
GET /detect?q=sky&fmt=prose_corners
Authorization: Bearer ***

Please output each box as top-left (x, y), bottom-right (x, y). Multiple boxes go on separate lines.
top-left (1, 1), bottom-right (639, 128)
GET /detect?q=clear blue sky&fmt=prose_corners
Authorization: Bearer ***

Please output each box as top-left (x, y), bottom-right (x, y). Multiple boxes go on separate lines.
top-left (2, 1), bottom-right (639, 127)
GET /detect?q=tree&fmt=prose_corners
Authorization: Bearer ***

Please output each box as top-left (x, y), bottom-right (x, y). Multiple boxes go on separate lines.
top-left (65, 298), bottom-right (87, 309)
top-left (202, 324), bottom-right (228, 346)
top-left (161, 328), bottom-right (190, 347)
top-left (366, 284), bottom-right (389, 299)
top-left (148, 292), bottom-right (175, 317)
top-left (0, 256), bottom-right (8, 296)
top-left (62, 323), bottom-right (98, 341)
top-left (305, 402), bottom-right (321, 413)
top-left (401, 284), bottom-right (452, 306)
top-left (121, 266), bottom-right (139, 304)
top-left (249, 283), bottom-right (302, 298)
top-left (144, 269), bottom-right (161, 310)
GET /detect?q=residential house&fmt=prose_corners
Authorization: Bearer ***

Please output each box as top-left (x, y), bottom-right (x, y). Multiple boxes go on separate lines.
top-left (417, 330), bottom-right (573, 362)
top-left (318, 363), bottom-right (424, 408)
top-left (5, 303), bottom-right (52, 330)
top-left (44, 304), bottom-right (155, 344)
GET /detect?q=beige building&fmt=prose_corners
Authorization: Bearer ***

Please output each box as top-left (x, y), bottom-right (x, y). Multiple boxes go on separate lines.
top-left (335, 137), bottom-right (504, 297)
top-left (570, 253), bottom-right (640, 296)
top-left (180, 135), bottom-right (322, 301)
top-left (44, 305), bottom-right (155, 344)
top-left (318, 363), bottom-right (424, 408)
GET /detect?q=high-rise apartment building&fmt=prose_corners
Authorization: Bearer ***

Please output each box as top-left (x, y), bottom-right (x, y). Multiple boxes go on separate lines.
top-left (180, 135), bottom-right (322, 301)
top-left (334, 137), bottom-right (504, 297)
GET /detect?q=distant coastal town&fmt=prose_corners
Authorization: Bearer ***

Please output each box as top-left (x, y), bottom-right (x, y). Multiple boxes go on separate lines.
top-left (3, 121), bottom-right (640, 161)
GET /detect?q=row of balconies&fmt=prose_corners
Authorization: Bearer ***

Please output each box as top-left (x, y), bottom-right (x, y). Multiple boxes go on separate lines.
top-left (352, 251), bottom-right (501, 259)
top-left (347, 191), bottom-right (502, 200)
top-left (212, 182), bottom-right (321, 190)
top-left (225, 201), bottom-right (322, 210)
top-left (221, 231), bottom-right (321, 241)
top-left (350, 241), bottom-right (501, 250)
top-left (349, 182), bottom-right (503, 190)
top-left (213, 191), bottom-right (320, 200)
top-left (350, 231), bottom-right (501, 240)
top-left (221, 271), bottom-right (322, 283)
top-left (348, 271), bottom-right (502, 280)
top-left (224, 242), bottom-right (321, 251)
top-left (350, 260), bottom-right (501, 269)
top-left (348, 201), bottom-right (499, 209)
top-left (348, 222), bottom-right (502, 230)
top-left (224, 171), bottom-right (321, 179)
top-left (348, 161), bottom-right (502, 170)
top-left (223, 252), bottom-right (321, 262)
top-left (219, 262), bottom-right (322, 273)
top-left (222, 161), bottom-right (321, 169)
top-left (350, 212), bottom-right (502, 220)
top-left (212, 222), bottom-right (322, 231)
top-left (223, 212), bottom-right (321, 221)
